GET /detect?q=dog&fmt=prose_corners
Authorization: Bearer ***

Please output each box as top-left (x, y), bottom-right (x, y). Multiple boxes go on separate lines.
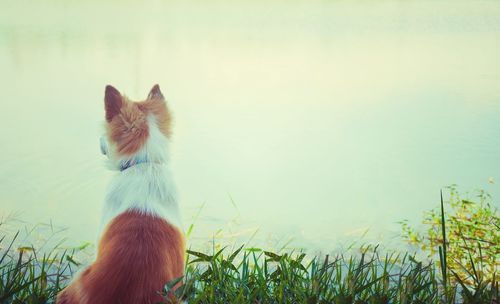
top-left (57, 85), bottom-right (185, 304)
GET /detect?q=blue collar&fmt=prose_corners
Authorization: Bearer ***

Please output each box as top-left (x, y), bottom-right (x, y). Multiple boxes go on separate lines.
top-left (119, 158), bottom-right (150, 171)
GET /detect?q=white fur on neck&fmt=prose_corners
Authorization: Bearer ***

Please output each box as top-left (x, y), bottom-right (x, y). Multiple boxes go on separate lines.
top-left (99, 116), bottom-right (182, 237)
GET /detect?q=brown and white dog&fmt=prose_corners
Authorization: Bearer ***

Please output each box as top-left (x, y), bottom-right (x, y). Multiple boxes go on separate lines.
top-left (57, 85), bottom-right (185, 304)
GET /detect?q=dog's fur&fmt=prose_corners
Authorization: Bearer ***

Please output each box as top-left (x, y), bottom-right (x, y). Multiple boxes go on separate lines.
top-left (57, 85), bottom-right (184, 304)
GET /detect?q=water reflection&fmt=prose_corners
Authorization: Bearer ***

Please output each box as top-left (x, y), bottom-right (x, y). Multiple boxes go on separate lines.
top-left (0, 0), bottom-right (499, 249)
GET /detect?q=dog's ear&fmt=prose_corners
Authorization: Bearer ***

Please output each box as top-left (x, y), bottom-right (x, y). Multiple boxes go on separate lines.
top-left (104, 85), bottom-right (123, 122)
top-left (147, 84), bottom-right (165, 102)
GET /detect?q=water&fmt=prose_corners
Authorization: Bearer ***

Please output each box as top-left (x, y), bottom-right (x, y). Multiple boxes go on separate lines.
top-left (1, 0), bottom-right (499, 250)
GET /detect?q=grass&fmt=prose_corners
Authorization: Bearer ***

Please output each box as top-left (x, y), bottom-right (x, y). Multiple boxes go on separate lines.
top-left (1, 193), bottom-right (498, 304)
top-left (173, 246), bottom-right (439, 303)
top-left (0, 231), bottom-right (75, 303)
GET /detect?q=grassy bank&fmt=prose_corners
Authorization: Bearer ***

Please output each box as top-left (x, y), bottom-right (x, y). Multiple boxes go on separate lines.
top-left (0, 239), bottom-right (497, 303)
top-left (1, 190), bottom-right (498, 303)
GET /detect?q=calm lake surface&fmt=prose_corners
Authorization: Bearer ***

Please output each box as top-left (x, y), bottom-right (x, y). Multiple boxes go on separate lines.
top-left (1, 0), bottom-right (499, 250)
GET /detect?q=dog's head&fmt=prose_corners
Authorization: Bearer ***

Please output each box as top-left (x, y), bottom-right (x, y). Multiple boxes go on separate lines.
top-left (100, 84), bottom-right (172, 169)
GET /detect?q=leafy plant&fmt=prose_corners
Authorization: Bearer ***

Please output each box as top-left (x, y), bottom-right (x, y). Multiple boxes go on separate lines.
top-left (401, 186), bottom-right (499, 302)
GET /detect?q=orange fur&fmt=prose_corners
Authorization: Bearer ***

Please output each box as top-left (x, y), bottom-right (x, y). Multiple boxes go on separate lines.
top-left (106, 99), bottom-right (150, 156)
top-left (105, 85), bottom-right (172, 157)
top-left (137, 99), bottom-right (172, 138)
top-left (57, 211), bottom-right (185, 304)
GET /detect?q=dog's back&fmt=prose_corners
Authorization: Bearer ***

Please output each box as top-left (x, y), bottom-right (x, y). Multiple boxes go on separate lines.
top-left (58, 211), bottom-right (184, 304)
